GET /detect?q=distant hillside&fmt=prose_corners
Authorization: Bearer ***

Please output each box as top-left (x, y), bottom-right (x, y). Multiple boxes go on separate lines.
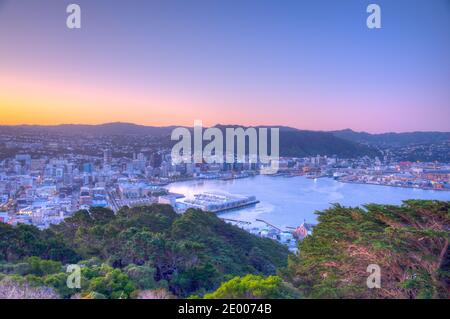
top-left (278, 128), bottom-right (379, 158)
top-left (200, 125), bottom-right (381, 158)
top-left (332, 129), bottom-right (450, 147)
top-left (0, 123), bottom-right (399, 158)
top-left (0, 122), bottom-right (176, 137)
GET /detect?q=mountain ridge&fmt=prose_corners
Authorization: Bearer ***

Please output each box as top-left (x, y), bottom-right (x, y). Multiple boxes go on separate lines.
top-left (1, 123), bottom-right (448, 158)
top-left (0, 122), bottom-right (379, 158)
top-left (331, 128), bottom-right (450, 147)
top-left (1, 122), bottom-right (448, 135)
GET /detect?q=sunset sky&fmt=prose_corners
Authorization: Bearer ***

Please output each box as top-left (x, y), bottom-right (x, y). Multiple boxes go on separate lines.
top-left (0, 0), bottom-right (449, 132)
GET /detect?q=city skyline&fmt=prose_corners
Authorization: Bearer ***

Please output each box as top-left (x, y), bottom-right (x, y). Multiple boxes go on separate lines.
top-left (0, 1), bottom-right (449, 302)
top-left (0, 0), bottom-right (449, 132)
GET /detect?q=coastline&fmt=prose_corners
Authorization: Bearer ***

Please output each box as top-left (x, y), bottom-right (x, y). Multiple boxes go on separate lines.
top-left (337, 179), bottom-right (450, 192)
top-left (164, 174), bottom-right (449, 193)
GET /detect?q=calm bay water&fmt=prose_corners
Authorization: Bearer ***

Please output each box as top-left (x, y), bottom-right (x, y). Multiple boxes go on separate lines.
top-left (166, 176), bottom-right (450, 229)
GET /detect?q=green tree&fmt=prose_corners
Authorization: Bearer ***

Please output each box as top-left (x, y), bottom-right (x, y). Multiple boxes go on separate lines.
top-left (204, 275), bottom-right (300, 299)
top-left (282, 200), bottom-right (450, 299)
top-left (24, 257), bottom-right (62, 276)
top-left (83, 264), bottom-right (136, 299)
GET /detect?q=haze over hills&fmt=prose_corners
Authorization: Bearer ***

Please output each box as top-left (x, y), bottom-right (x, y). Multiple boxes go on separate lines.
top-left (1, 122), bottom-right (448, 158)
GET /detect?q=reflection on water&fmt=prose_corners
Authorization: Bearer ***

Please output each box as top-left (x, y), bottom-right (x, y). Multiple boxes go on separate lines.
top-left (166, 175), bottom-right (450, 228)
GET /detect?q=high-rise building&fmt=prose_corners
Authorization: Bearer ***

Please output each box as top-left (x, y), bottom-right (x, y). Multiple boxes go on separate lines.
top-left (103, 149), bottom-right (112, 165)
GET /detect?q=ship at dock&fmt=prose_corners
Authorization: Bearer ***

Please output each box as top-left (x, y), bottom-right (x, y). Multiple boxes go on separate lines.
top-left (177, 192), bottom-right (259, 213)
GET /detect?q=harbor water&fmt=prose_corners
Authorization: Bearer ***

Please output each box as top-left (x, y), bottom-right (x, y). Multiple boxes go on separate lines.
top-left (166, 175), bottom-right (450, 229)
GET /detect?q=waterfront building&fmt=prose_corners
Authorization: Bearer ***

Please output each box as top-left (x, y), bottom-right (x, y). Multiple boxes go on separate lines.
top-left (179, 192), bottom-right (258, 213)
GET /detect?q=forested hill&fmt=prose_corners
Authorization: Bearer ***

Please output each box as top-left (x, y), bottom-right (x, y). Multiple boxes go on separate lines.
top-left (282, 200), bottom-right (450, 299)
top-left (210, 125), bottom-right (380, 158)
top-left (0, 205), bottom-right (289, 298)
top-left (1, 201), bottom-right (449, 299)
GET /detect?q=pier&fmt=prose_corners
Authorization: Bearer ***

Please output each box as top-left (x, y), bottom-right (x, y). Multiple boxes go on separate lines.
top-left (255, 218), bottom-right (283, 232)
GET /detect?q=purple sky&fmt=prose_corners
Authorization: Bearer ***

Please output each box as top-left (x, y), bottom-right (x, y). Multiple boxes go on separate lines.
top-left (0, 0), bottom-right (449, 132)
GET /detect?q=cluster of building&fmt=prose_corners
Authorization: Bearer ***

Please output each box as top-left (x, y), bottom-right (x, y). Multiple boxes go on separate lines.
top-left (244, 221), bottom-right (316, 253)
top-left (277, 155), bottom-right (450, 190)
top-left (0, 151), bottom-right (172, 229)
top-left (0, 147), bottom-right (275, 229)
top-left (0, 140), bottom-right (448, 234)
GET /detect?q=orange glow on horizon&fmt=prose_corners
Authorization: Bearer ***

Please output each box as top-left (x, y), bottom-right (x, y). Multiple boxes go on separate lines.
top-left (0, 71), bottom-right (321, 129)
top-left (2, 70), bottom-right (443, 133)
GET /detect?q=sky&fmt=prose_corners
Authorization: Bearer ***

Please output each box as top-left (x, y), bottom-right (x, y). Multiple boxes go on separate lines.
top-left (0, 0), bottom-right (449, 132)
